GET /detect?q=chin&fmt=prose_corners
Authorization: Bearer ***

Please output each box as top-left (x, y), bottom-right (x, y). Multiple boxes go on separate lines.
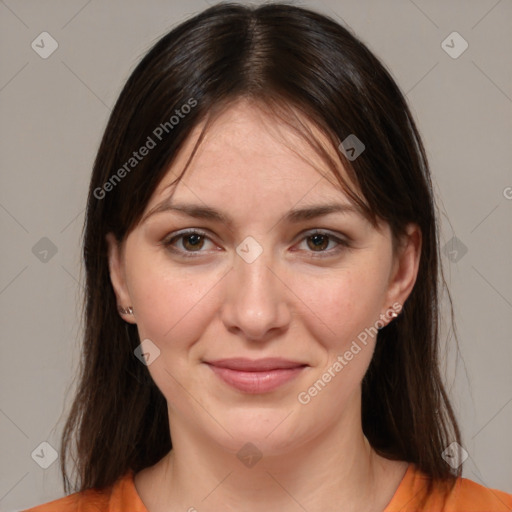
top-left (207, 409), bottom-right (314, 458)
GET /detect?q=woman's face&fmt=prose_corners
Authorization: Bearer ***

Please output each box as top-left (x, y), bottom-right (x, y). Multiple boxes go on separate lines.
top-left (107, 100), bottom-right (421, 456)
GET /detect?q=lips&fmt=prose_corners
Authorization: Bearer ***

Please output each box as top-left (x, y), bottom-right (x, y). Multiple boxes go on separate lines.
top-left (207, 357), bottom-right (306, 371)
top-left (205, 358), bottom-right (308, 393)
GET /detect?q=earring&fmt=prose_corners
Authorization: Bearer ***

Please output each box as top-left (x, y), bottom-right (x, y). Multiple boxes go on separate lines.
top-left (377, 306), bottom-right (399, 331)
top-left (118, 305), bottom-right (134, 315)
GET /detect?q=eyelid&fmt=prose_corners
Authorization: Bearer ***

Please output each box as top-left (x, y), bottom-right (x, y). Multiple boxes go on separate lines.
top-left (162, 228), bottom-right (218, 257)
top-left (162, 228), bottom-right (351, 257)
top-left (295, 228), bottom-right (351, 244)
top-left (292, 229), bottom-right (351, 255)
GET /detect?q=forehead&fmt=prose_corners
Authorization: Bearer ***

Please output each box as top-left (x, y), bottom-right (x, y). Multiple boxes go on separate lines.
top-left (147, 99), bottom-right (362, 213)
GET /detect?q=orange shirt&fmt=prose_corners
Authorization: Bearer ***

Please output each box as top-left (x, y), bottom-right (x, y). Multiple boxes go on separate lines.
top-left (22, 463), bottom-right (512, 512)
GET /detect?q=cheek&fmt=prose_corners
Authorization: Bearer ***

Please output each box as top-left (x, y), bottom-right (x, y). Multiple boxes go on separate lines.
top-left (126, 260), bottom-right (225, 412)
top-left (291, 264), bottom-right (388, 353)
top-left (126, 252), bottom-right (223, 348)
top-left (292, 268), bottom-right (386, 413)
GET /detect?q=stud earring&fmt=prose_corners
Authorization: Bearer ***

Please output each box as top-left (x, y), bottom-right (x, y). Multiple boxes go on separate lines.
top-left (118, 305), bottom-right (134, 315)
top-left (377, 306), bottom-right (400, 331)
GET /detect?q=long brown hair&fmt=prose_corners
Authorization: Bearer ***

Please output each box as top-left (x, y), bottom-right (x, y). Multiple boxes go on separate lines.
top-left (60, 2), bottom-right (462, 502)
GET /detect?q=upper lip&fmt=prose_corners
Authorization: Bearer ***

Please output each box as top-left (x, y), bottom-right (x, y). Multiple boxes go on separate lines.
top-left (205, 358), bottom-right (307, 371)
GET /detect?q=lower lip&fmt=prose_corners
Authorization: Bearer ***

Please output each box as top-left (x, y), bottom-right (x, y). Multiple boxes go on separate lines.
top-left (207, 365), bottom-right (306, 393)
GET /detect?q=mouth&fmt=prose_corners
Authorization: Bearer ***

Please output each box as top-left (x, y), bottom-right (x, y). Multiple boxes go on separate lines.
top-left (204, 358), bottom-right (308, 394)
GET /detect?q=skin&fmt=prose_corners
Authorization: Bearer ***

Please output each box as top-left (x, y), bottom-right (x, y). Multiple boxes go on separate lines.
top-left (106, 98), bottom-right (422, 512)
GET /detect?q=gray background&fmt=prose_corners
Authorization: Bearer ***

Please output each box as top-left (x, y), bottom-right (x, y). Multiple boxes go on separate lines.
top-left (1, 0), bottom-right (511, 510)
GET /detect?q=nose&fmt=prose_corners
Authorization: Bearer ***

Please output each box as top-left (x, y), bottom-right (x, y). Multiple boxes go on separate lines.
top-left (220, 245), bottom-right (291, 342)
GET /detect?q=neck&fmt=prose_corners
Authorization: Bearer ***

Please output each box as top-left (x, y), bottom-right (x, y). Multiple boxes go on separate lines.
top-left (138, 394), bottom-right (400, 512)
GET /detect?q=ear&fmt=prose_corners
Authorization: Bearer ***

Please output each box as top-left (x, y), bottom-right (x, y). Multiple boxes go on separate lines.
top-left (383, 222), bottom-right (422, 318)
top-left (106, 232), bottom-right (136, 324)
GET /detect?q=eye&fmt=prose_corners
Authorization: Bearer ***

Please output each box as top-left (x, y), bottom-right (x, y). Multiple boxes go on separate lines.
top-left (294, 230), bottom-right (350, 256)
top-left (163, 229), bottom-right (217, 257)
top-left (162, 228), bottom-right (351, 259)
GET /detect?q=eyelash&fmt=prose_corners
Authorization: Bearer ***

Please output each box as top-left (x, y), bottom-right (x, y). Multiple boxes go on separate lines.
top-left (162, 228), bottom-right (351, 258)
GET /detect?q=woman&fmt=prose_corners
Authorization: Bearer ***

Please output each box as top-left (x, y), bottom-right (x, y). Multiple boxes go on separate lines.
top-left (23, 3), bottom-right (512, 511)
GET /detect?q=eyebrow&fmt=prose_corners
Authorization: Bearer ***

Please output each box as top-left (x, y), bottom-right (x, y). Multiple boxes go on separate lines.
top-left (142, 200), bottom-right (364, 226)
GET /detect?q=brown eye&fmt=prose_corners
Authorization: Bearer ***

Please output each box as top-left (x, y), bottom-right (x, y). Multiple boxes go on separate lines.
top-left (295, 230), bottom-right (350, 256)
top-left (181, 233), bottom-right (205, 251)
top-left (307, 233), bottom-right (330, 251)
top-left (163, 229), bottom-right (215, 257)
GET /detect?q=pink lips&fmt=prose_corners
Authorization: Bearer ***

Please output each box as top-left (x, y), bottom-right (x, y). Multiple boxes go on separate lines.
top-left (205, 358), bottom-right (307, 394)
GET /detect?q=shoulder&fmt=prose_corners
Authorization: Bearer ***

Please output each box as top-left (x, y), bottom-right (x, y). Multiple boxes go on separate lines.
top-left (20, 488), bottom-right (109, 512)
top-left (385, 463), bottom-right (512, 512)
top-left (20, 471), bottom-right (148, 512)
top-left (445, 476), bottom-right (512, 511)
